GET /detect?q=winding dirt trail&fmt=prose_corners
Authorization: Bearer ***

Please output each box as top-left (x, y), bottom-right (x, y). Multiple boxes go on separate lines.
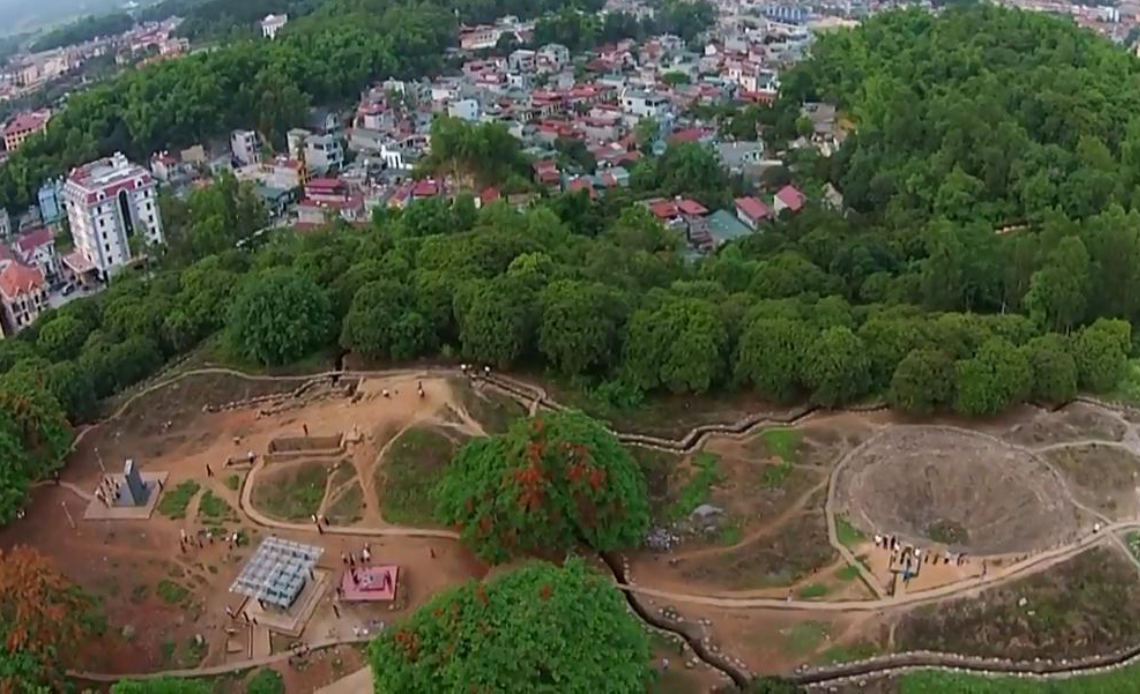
top-left (54, 365), bottom-right (1140, 685)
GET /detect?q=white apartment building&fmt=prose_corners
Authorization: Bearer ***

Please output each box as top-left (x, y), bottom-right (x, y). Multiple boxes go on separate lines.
top-left (261, 14), bottom-right (289, 40)
top-left (63, 153), bottom-right (163, 280)
top-left (231, 129), bottom-right (261, 167)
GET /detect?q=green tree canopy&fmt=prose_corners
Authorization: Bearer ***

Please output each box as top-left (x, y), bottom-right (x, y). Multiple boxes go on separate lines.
top-left (436, 411), bottom-right (649, 564)
top-left (368, 559), bottom-right (651, 693)
top-left (888, 348), bottom-right (957, 414)
top-left (623, 297), bottom-right (727, 394)
top-left (801, 327), bottom-right (872, 407)
top-left (954, 338), bottom-right (1032, 416)
top-left (1021, 334), bottom-right (1078, 404)
top-left (1073, 318), bottom-right (1131, 392)
top-left (226, 269), bottom-right (334, 366)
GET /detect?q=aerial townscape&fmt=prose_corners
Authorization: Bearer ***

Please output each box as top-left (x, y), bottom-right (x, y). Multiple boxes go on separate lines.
top-left (6, 0), bottom-right (1140, 693)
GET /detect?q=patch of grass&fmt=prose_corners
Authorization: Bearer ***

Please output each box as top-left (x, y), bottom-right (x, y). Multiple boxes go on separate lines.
top-left (835, 515), bottom-right (866, 548)
top-left (160, 638), bottom-right (177, 665)
top-left (836, 564), bottom-right (861, 581)
top-left (718, 523), bottom-right (742, 546)
top-left (252, 461), bottom-right (328, 521)
top-left (157, 480), bottom-right (201, 519)
top-left (379, 427), bottom-right (457, 525)
top-left (926, 518), bottom-right (968, 545)
top-left (157, 580), bottom-right (190, 605)
top-left (760, 428), bottom-right (801, 462)
top-left (198, 489), bottom-right (236, 523)
top-left (457, 384), bottom-right (526, 434)
top-left (245, 668), bottom-right (284, 694)
top-left (815, 640), bottom-right (879, 665)
top-left (763, 460), bottom-right (794, 488)
top-left (223, 474), bottom-right (241, 491)
top-left (1126, 531), bottom-right (1140, 561)
top-left (326, 482), bottom-right (364, 525)
top-left (785, 621), bottom-right (829, 655)
top-left (180, 637), bottom-right (208, 668)
top-left (898, 663), bottom-right (1140, 693)
top-left (130, 584), bottom-right (149, 603)
top-left (797, 584), bottom-right (829, 599)
top-left (668, 453), bottom-right (720, 521)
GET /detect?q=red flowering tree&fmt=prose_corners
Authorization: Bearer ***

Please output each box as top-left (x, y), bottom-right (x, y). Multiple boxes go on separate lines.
top-left (435, 410), bottom-right (650, 564)
top-left (368, 559), bottom-right (652, 692)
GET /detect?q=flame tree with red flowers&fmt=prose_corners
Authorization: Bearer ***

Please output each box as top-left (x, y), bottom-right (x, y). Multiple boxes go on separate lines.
top-left (435, 410), bottom-right (649, 564)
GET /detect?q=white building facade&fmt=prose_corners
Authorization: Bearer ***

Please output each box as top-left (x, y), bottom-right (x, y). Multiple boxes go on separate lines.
top-left (63, 153), bottom-right (164, 280)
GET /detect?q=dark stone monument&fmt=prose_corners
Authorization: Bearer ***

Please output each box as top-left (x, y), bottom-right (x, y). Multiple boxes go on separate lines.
top-left (121, 459), bottom-right (150, 506)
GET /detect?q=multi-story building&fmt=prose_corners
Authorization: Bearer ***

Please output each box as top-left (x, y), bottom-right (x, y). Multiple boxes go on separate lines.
top-left (63, 153), bottom-right (164, 280)
top-left (0, 259), bottom-right (47, 334)
top-left (231, 129), bottom-right (261, 167)
top-left (37, 179), bottom-right (64, 224)
top-left (304, 134), bottom-right (344, 176)
top-left (3, 110), bottom-right (51, 151)
top-left (261, 14), bottom-right (289, 40)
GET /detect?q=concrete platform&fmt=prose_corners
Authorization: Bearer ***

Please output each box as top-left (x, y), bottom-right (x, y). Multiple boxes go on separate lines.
top-left (341, 566), bottom-right (398, 602)
top-left (82, 472), bottom-right (169, 521)
top-left (243, 568), bottom-right (330, 638)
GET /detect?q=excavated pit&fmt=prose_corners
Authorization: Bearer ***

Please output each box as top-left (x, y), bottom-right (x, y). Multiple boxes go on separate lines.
top-left (835, 427), bottom-right (1085, 555)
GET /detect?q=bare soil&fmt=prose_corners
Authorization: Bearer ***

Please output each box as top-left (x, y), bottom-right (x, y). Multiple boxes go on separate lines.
top-left (1044, 444), bottom-right (1140, 520)
top-left (894, 548), bottom-right (1140, 660)
top-left (835, 427), bottom-right (1085, 555)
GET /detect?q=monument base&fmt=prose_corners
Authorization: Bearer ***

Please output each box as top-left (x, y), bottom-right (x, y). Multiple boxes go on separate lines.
top-left (83, 472), bottom-right (170, 520)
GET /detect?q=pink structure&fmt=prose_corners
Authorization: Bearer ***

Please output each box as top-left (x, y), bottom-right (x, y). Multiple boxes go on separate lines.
top-left (341, 566), bottom-right (398, 602)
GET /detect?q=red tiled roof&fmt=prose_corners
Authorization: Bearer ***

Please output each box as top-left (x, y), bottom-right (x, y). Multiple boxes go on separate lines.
top-left (669, 128), bottom-right (704, 144)
top-left (481, 187), bottom-right (501, 203)
top-left (411, 179), bottom-right (440, 197)
top-left (566, 178), bottom-right (595, 199)
top-left (16, 227), bottom-right (53, 254)
top-left (5, 111), bottom-right (48, 135)
top-left (649, 200), bottom-right (679, 219)
top-left (678, 199), bottom-right (709, 216)
top-left (0, 261), bottom-right (44, 300)
top-left (776, 185), bottom-right (806, 212)
top-left (735, 196), bottom-right (771, 221)
top-left (306, 178), bottom-right (343, 191)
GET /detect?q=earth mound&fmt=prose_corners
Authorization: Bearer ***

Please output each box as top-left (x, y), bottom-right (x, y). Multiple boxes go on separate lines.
top-left (835, 427), bottom-right (1084, 555)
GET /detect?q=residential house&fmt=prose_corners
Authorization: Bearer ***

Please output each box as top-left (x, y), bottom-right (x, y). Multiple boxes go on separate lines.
top-left (692, 209), bottom-right (752, 250)
top-left (448, 98), bottom-right (481, 122)
top-left (773, 184), bottom-right (805, 215)
top-left (822, 183), bottom-right (845, 213)
top-left (509, 49), bottom-right (536, 73)
top-left (533, 160), bottom-right (562, 191)
top-left (717, 141), bottom-right (763, 174)
top-left (3, 110), bottom-right (51, 151)
top-left (537, 44), bottom-right (570, 72)
top-left (16, 226), bottom-right (60, 281)
top-left (38, 179), bottom-right (64, 224)
top-left (621, 89), bottom-right (672, 122)
top-left (0, 260), bottom-right (47, 334)
top-left (735, 196), bottom-right (771, 230)
top-left (261, 14), bottom-right (288, 40)
top-left (459, 25), bottom-right (502, 51)
top-left (305, 134), bottom-right (345, 176)
top-left (231, 129), bottom-right (261, 167)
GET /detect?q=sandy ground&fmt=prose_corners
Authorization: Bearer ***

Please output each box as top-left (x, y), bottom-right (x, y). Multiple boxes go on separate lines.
top-left (0, 373), bottom-right (486, 677)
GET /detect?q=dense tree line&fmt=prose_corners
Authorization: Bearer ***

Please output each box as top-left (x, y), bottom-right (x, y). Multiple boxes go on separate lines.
top-left (791, 5), bottom-right (1140, 230)
top-left (533, 0), bottom-right (716, 51)
top-left (30, 13), bottom-right (134, 52)
top-left (0, 0), bottom-right (458, 210)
